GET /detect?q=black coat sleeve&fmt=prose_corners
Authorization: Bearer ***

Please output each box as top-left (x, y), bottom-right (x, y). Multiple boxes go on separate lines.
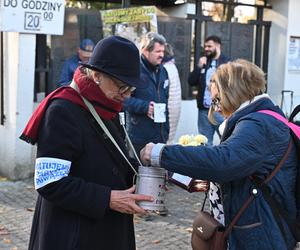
top-left (188, 66), bottom-right (201, 87)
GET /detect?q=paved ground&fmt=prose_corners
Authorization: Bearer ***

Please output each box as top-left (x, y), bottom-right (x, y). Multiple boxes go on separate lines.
top-left (0, 178), bottom-right (204, 250)
top-left (1, 178), bottom-right (299, 250)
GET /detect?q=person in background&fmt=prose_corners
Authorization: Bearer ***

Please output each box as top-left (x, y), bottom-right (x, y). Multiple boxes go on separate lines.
top-left (162, 43), bottom-right (182, 145)
top-left (141, 59), bottom-right (297, 250)
top-left (20, 36), bottom-right (153, 250)
top-left (123, 32), bottom-right (169, 155)
top-left (57, 38), bottom-right (95, 87)
top-left (188, 35), bottom-right (230, 145)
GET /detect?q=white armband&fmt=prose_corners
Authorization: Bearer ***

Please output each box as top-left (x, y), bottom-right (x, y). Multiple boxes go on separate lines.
top-left (34, 157), bottom-right (71, 189)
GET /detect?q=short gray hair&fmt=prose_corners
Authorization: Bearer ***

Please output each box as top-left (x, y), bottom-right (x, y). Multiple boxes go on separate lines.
top-left (140, 32), bottom-right (166, 52)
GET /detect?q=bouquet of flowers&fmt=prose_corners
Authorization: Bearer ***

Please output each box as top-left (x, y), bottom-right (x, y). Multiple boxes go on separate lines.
top-left (178, 134), bottom-right (208, 146)
top-left (169, 134), bottom-right (209, 193)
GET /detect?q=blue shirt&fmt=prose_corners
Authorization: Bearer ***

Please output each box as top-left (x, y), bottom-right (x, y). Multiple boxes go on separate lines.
top-left (203, 60), bottom-right (216, 108)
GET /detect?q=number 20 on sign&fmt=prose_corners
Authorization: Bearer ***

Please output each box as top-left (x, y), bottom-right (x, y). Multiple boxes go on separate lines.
top-left (24, 12), bottom-right (41, 31)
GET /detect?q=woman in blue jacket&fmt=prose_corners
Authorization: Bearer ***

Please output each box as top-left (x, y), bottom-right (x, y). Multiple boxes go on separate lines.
top-left (141, 59), bottom-right (297, 250)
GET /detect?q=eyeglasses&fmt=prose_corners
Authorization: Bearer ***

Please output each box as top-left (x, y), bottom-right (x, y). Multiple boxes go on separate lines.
top-left (109, 76), bottom-right (136, 95)
top-left (118, 85), bottom-right (136, 95)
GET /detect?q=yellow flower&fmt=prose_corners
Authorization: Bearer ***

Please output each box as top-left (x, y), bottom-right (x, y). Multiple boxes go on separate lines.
top-left (194, 134), bottom-right (208, 145)
top-left (178, 134), bottom-right (192, 145)
top-left (178, 134), bottom-right (208, 146)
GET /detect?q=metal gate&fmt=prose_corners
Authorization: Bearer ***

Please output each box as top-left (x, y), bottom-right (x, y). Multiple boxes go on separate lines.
top-left (206, 21), bottom-right (254, 62)
top-left (158, 16), bottom-right (192, 99)
top-left (191, 0), bottom-right (272, 86)
top-left (157, 2), bottom-right (272, 99)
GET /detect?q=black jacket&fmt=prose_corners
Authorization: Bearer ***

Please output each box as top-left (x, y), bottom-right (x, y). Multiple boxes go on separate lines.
top-left (188, 53), bottom-right (230, 109)
top-left (29, 99), bottom-right (136, 250)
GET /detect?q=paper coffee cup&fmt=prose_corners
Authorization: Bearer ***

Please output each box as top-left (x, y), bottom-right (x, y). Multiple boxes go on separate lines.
top-left (153, 103), bottom-right (166, 123)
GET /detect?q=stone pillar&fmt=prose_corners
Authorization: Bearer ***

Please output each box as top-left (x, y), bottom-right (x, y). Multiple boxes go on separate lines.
top-left (0, 32), bottom-right (36, 180)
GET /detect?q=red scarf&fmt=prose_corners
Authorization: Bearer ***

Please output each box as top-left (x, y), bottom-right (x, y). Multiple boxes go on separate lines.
top-left (20, 67), bottom-right (122, 145)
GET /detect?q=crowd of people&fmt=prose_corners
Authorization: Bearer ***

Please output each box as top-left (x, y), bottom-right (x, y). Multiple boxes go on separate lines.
top-left (20, 32), bottom-right (298, 250)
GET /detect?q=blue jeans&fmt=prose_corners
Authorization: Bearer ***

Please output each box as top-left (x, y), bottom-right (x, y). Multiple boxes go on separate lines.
top-left (198, 109), bottom-right (224, 145)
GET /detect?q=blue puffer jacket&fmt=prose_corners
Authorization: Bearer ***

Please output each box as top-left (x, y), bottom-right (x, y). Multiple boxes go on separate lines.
top-left (160, 97), bottom-right (297, 250)
top-left (57, 55), bottom-right (80, 87)
top-left (124, 56), bottom-right (169, 146)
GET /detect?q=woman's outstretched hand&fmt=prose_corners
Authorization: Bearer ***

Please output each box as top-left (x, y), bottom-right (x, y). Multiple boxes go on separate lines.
top-left (109, 185), bottom-right (153, 215)
top-left (140, 143), bottom-right (155, 166)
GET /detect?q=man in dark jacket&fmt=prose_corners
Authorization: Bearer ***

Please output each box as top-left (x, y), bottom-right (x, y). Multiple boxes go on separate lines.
top-left (57, 38), bottom-right (95, 87)
top-left (124, 32), bottom-right (169, 155)
top-left (188, 36), bottom-right (230, 145)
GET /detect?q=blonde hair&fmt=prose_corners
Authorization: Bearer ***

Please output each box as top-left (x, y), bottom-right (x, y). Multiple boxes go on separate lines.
top-left (209, 59), bottom-right (266, 122)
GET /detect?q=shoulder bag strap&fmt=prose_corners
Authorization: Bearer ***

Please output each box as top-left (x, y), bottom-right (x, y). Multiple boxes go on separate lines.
top-left (70, 81), bottom-right (138, 176)
top-left (253, 141), bottom-right (296, 241)
top-left (201, 191), bottom-right (209, 211)
top-left (223, 140), bottom-right (293, 238)
top-left (258, 110), bottom-right (300, 139)
top-left (118, 112), bottom-right (143, 167)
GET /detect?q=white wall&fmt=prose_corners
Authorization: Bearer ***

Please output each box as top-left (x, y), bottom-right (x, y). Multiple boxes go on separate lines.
top-left (265, 0), bottom-right (300, 115)
top-left (284, 0), bottom-right (300, 110)
top-left (174, 100), bottom-right (199, 142)
top-left (0, 33), bottom-right (36, 179)
top-left (264, 0), bottom-right (288, 106)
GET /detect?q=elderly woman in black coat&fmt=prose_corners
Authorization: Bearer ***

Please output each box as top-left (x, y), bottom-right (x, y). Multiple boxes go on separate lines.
top-left (20, 36), bottom-right (153, 250)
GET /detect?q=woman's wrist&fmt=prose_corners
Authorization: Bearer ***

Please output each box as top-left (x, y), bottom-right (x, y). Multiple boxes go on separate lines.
top-left (150, 143), bottom-right (165, 167)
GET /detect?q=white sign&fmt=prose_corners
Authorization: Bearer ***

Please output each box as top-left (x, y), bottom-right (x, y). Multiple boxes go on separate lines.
top-left (0, 0), bottom-right (65, 35)
top-left (171, 173), bottom-right (193, 186)
top-left (288, 36), bottom-right (300, 71)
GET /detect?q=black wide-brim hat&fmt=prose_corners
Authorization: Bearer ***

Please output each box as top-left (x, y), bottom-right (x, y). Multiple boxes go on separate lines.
top-left (81, 35), bottom-right (145, 88)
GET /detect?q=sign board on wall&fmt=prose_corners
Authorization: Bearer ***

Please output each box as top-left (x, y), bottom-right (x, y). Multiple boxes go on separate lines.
top-left (288, 36), bottom-right (300, 71)
top-left (0, 0), bottom-right (65, 35)
top-left (101, 6), bottom-right (157, 47)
